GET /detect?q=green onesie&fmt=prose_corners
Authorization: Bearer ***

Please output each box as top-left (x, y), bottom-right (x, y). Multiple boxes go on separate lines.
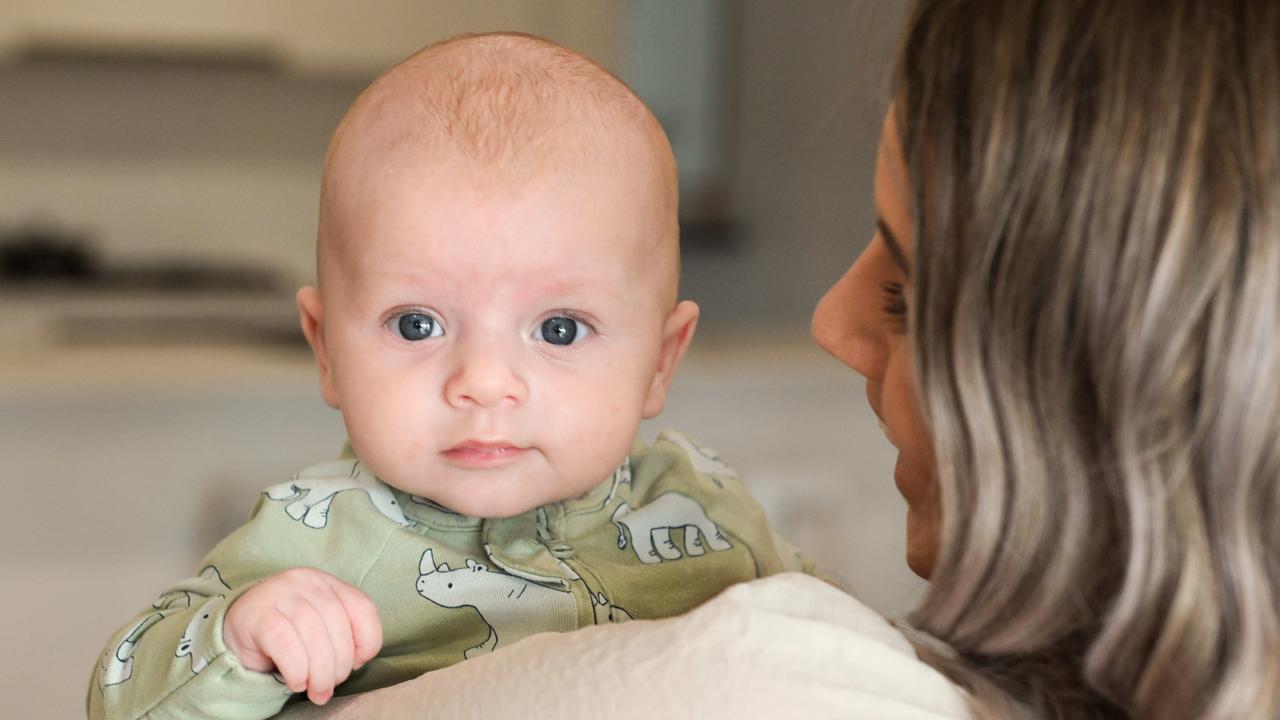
top-left (88, 430), bottom-right (805, 720)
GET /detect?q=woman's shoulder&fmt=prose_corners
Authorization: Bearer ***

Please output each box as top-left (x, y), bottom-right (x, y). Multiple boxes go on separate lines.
top-left (672, 573), bottom-right (970, 718)
top-left (706, 571), bottom-right (920, 651)
top-left (448, 573), bottom-right (969, 718)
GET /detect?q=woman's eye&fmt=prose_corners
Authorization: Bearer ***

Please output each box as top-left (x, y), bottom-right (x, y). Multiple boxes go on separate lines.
top-left (396, 312), bottom-right (444, 341)
top-left (881, 281), bottom-right (908, 331)
top-left (538, 316), bottom-right (591, 346)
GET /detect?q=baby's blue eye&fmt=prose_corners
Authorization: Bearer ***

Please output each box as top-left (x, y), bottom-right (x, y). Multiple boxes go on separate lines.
top-left (397, 313), bottom-right (443, 341)
top-left (539, 316), bottom-right (590, 346)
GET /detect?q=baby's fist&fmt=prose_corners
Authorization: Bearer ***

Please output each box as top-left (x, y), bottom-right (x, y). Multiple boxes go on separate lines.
top-left (223, 567), bottom-right (382, 705)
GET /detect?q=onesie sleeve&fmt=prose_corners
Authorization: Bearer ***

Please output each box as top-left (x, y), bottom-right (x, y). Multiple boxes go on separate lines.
top-left (86, 498), bottom-right (296, 720)
top-left (87, 463), bottom-right (400, 720)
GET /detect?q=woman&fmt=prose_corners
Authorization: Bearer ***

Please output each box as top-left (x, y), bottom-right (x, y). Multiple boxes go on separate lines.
top-left (849, 1), bottom-right (1280, 716)
top-left (286, 1), bottom-right (1280, 717)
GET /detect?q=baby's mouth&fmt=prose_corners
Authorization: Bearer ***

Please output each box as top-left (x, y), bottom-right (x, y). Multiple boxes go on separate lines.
top-left (442, 441), bottom-right (528, 467)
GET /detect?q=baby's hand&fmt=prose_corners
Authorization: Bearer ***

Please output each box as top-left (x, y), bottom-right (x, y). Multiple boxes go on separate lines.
top-left (223, 567), bottom-right (382, 705)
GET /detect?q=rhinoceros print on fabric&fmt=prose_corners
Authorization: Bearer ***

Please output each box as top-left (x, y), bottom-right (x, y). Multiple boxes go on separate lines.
top-left (415, 549), bottom-right (575, 659)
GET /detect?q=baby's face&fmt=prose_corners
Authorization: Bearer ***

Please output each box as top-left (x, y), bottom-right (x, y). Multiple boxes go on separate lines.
top-left (303, 156), bottom-right (691, 517)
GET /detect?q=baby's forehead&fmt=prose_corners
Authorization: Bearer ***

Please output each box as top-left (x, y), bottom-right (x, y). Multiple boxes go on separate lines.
top-left (324, 162), bottom-right (678, 311)
top-left (331, 227), bottom-right (676, 322)
top-left (355, 160), bottom-right (670, 258)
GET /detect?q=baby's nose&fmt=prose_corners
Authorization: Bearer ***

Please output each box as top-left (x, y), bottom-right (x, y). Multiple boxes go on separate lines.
top-left (443, 337), bottom-right (528, 408)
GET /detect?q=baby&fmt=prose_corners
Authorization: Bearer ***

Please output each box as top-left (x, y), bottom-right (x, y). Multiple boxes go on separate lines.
top-left (89, 32), bottom-right (803, 720)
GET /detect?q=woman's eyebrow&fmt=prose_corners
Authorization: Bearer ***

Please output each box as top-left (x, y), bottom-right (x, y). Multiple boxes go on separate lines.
top-left (876, 218), bottom-right (911, 274)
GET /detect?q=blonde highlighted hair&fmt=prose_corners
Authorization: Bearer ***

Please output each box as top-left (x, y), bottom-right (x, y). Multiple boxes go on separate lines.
top-left (895, 1), bottom-right (1280, 717)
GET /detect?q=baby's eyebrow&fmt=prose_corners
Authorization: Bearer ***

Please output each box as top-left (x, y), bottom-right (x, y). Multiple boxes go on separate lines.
top-left (876, 218), bottom-right (911, 275)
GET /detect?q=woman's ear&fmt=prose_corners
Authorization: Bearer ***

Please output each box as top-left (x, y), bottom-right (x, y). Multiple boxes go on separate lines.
top-left (642, 300), bottom-right (700, 419)
top-left (297, 286), bottom-right (341, 409)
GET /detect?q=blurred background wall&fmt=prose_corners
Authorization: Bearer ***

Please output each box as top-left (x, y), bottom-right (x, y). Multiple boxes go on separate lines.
top-left (0, 2), bottom-right (914, 716)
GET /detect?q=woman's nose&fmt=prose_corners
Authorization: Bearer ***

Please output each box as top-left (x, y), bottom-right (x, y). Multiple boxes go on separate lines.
top-left (811, 256), bottom-right (888, 382)
top-left (443, 336), bottom-right (529, 409)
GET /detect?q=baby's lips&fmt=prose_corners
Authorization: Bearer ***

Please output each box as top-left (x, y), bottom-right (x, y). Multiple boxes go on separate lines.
top-left (441, 440), bottom-right (530, 466)
top-left (447, 439), bottom-right (522, 452)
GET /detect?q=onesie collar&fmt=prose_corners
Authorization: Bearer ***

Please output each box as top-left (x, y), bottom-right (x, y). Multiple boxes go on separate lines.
top-left (339, 440), bottom-right (638, 589)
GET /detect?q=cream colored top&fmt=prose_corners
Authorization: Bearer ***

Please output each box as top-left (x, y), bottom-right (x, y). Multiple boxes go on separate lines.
top-left (280, 572), bottom-right (969, 720)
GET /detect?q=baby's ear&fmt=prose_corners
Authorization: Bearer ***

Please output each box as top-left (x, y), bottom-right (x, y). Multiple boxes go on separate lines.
top-left (642, 300), bottom-right (699, 419)
top-left (297, 287), bottom-right (340, 409)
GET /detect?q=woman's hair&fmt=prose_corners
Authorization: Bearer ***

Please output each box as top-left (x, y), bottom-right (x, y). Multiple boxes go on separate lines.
top-left (895, 1), bottom-right (1280, 717)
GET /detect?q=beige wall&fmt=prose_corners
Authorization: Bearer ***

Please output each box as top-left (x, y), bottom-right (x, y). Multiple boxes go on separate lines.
top-left (682, 0), bottom-right (906, 332)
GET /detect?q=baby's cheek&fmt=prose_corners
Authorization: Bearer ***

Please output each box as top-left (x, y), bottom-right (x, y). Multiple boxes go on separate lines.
top-left (565, 410), bottom-right (611, 448)
top-left (347, 392), bottom-right (423, 462)
top-left (565, 403), bottom-right (627, 459)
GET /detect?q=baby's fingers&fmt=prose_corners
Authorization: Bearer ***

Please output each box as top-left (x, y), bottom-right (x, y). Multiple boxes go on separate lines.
top-left (309, 584), bottom-right (358, 687)
top-left (253, 611), bottom-right (310, 694)
top-left (285, 600), bottom-right (336, 705)
top-left (328, 579), bottom-right (383, 668)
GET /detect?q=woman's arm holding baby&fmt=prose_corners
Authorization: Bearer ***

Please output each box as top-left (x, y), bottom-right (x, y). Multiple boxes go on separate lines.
top-left (276, 574), bottom-right (968, 720)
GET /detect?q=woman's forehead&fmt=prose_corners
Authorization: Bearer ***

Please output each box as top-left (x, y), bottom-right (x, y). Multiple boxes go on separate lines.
top-left (875, 111), bottom-right (913, 255)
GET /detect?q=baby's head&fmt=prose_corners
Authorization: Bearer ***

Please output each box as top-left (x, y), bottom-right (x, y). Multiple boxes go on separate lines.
top-left (298, 33), bottom-right (698, 518)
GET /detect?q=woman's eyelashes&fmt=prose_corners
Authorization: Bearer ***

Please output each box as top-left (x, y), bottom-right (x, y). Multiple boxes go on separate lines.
top-left (881, 281), bottom-right (908, 331)
top-left (537, 315), bottom-right (592, 346)
top-left (394, 311), bottom-right (445, 341)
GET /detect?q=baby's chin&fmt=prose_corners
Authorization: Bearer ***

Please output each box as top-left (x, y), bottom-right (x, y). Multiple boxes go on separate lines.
top-left (378, 454), bottom-right (622, 518)
top-left (450, 496), bottom-right (540, 519)
top-left (394, 480), bottom-right (558, 519)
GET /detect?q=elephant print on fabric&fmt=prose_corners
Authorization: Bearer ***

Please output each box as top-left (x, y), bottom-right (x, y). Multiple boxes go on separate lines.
top-left (415, 549), bottom-right (575, 659)
top-left (99, 613), bottom-right (164, 687)
top-left (658, 430), bottom-right (738, 489)
top-left (99, 565), bottom-right (232, 688)
top-left (175, 595), bottom-right (225, 674)
top-left (153, 565), bottom-right (229, 611)
top-left (264, 460), bottom-right (410, 529)
top-left (611, 492), bottom-right (732, 564)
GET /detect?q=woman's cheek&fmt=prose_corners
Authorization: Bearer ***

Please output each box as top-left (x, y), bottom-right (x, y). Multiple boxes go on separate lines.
top-left (884, 342), bottom-right (930, 462)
